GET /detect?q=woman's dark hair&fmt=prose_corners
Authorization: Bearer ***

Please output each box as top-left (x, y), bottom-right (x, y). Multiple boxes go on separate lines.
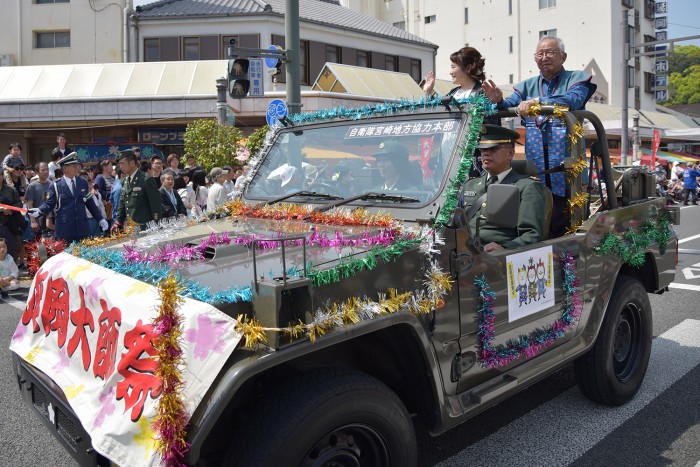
top-left (8, 142), bottom-right (21, 151)
top-left (450, 47), bottom-right (486, 82)
top-left (173, 175), bottom-right (187, 190)
top-left (191, 169), bottom-right (207, 191)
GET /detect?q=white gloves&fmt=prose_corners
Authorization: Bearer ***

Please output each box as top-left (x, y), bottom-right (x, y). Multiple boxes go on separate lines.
top-left (99, 219), bottom-right (109, 231)
top-left (28, 208), bottom-right (42, 218)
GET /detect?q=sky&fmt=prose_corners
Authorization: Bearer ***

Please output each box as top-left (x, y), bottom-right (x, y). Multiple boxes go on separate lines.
top-left (666, 0), bottom-right (700, 47)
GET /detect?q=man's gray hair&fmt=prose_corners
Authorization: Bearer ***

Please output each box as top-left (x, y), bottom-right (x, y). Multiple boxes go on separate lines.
top-left (537, 36), bottom-right (565, 53)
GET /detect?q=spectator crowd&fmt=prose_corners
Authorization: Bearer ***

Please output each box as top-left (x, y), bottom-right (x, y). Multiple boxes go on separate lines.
top-left (1, 133), bottom-right (249, 301)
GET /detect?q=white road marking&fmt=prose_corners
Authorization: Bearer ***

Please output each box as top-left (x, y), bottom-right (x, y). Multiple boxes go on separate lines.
top-left (437, 319), bottom-right (700, 467)
top-left (679, 233), bottom-right (700, 244)
top-left (669, 282), bottom-right (700, 292)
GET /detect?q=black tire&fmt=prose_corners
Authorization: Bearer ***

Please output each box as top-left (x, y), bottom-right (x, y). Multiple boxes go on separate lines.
top-left (574, 275), bottom-right (652, 406)
top-left (226, 368), bottom-right (417, 467)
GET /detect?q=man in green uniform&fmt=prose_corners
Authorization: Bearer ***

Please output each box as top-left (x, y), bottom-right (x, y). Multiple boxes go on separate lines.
top-left (111, 149), bottom-right (162, 232)
top-left (461, 125), bottom-right (545, 252)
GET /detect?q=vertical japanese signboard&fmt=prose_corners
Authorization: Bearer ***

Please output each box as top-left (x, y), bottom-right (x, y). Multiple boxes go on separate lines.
top-left (654, 1), bottom-right (668, 102)
top-left (248, 58), bottom-right (264, 97)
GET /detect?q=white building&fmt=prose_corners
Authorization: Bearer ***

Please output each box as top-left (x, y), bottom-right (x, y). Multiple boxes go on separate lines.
top-left (340, 0), bottom-right (660, 111)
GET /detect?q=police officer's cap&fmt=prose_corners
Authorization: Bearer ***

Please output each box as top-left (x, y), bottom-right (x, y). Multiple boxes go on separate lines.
top-left (57, 152), bottom-right (80, 167)
top-left (116, 149), bottom-right (137, 162)
top-left (478, 125), bottom-right (520, 149)
top-left (373, 140), bottom-right (408, 159)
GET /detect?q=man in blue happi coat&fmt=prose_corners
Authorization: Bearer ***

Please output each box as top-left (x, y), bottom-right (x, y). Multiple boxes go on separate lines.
top-left (483, 36), bottom-right (597, 237)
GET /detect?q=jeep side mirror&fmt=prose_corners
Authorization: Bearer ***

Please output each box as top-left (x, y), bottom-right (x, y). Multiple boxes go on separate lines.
top-left (485, 184), bottom-right (520, 229)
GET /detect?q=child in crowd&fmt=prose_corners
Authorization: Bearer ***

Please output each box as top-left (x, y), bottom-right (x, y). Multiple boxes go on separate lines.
top-left (0, 237), bottom-right (19, 299)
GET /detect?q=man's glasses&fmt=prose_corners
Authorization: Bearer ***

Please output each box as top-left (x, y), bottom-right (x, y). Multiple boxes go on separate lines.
top-left (534, 50), bottom-right (561, 59)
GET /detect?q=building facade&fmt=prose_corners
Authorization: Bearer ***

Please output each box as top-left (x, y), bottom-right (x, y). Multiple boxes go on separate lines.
top-left (341, 0), bottom-right (659, 111)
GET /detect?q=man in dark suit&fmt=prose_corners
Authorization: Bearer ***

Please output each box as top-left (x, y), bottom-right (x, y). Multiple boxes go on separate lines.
top-left (159, 171), bottom-right (186, 218)
top-left (28, 153), bottom-right (108, 244)
top-left (111, 149), bottom-right (162, 232)
top-left (461, 125), bottom-right (545, 252)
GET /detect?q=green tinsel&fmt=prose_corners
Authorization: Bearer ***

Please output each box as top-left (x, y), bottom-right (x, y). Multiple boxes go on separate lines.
top-left (432, 95), bottom-right (491, 227)
top-left (306, 236), bottom-right (421, 287)
top-left (594, 215), bottom-right (672, 268)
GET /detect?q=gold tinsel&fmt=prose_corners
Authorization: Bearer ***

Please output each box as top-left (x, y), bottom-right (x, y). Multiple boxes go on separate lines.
top-left (233, 263), bottom-right (453, 348)
top-left (565, 219), bottom-right (584, 236)
top-left (567, 121), bottom-right (585, 151)
top-left (552, 104), bottom-right (570, 119)
top-left (568, 192), bottom-right (590, 213)
top-left (77, 218), bottom-right (138, 248)
top-left (567, 156), bottom-right (588, 181)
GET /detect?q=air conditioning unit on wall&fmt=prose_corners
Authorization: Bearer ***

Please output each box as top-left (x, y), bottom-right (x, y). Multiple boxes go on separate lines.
top-left (0, 54), bottom-right (15, 66)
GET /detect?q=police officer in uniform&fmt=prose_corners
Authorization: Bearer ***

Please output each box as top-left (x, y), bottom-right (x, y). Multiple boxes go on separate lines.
top-left (461, 125), bottom-right (545, 252)
top-left (111, 149), bottom-right (162, 232)
top-left (28, 152), bottom-right (108, 244)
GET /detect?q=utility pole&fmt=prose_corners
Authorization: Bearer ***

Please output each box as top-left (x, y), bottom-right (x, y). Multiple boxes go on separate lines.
top-left (285, 0), bottom-right (302, 115)
top-left (621, 9), bottom-right (630, 166)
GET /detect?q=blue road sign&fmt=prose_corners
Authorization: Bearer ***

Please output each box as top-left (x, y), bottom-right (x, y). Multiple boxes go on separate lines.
top-left (266, 99), bottom-right (288, 127)
top-left (265, 45), bottom-right (281, 68)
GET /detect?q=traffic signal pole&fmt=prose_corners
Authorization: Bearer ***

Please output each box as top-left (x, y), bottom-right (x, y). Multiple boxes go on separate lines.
top-left (285, 0), bottom-right (302, 115)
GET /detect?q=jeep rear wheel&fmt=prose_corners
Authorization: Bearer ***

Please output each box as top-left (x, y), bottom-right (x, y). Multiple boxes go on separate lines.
top-left (227, 368), bottom-right (416, 467)
top-left (574, 275), bottom-right (652, 406)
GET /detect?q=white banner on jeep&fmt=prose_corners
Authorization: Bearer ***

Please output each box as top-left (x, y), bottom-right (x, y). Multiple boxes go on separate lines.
top-left (10, 252), bottom-right (242, 466)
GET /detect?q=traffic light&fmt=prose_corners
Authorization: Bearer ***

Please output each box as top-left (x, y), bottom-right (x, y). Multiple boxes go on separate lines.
top-left (228, 58), bottom-right (250, 98)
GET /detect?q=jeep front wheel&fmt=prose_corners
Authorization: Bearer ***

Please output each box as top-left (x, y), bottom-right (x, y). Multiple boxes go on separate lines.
top-left (574, 275), bottom-right (652, 406)
top-left (227, 368), bottom-right (417, 467)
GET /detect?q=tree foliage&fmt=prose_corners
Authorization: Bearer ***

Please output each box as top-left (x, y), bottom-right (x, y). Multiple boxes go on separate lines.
top-left (183, 119), bottom-right (243, 172)
top-left (245, 125), bottom-right (270, 158)
top-left (666, 45), bottom-right (700, 105)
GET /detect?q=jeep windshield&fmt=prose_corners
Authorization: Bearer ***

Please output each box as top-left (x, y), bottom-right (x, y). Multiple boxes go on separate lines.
top-left (244, 116), bottom-right (463, 205)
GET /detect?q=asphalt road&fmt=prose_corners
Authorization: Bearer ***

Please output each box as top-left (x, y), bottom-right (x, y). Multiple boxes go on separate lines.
top-left (1, 205), bottom-right (698, 467)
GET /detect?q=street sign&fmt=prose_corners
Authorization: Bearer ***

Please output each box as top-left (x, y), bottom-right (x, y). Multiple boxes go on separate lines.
top-left (266, 99), bottom-right (288, 127)
top-left (655, 30), bottom-right (667, 41)
top-left (655, 75), bottom-right (667, 87)
top-left (249, 58), bottom-right (264, 97)
top-left (265, 45), bottom-right (282, 68)
top-left (654, 16), bottom-right (667, 29)
top-left (655, 2), bottom-right (667, 14)
top-left (655, 89), bottom-right (668, 101)
top-left (655, 60), bottom-right (668, 73)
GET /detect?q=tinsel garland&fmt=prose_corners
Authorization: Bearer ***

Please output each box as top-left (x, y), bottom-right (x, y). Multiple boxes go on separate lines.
top-left (305, 234), bottom-right (421, 287)
top-left (77, 218), bottom-right (139, 249)
top-left (594, 215), bottom-right (671, 268)
top-left (25, 237), bottom-right (67, 276)
top-left (152, 275), bottom-right (189, 467)
top-left (475, 253), bottom-right (582, 368)
top-left (432, 96), bottom-right (493, 227)
top-left (226, 199), bottom-right (396, 227)
top-left (67, 245), bottom-right (253, 305)
top-left (568, 192), bottom-right (590, 214)
top-left (236, 258), bottom-right (453, 348)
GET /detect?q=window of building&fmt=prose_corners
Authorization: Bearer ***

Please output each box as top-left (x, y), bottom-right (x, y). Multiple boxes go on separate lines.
top-left (464, 7), bottom-right (468, 24)
top-left (539, 0), bottom-right (556, 9)
top-left (539, 29), bottom-right (557, 39)
top-left (36, 31), bottom-right (70, 48)
top-left (385, 55), bottom-right (398, 72)
top-left (357, 50), bottom-right (371, 68)
top-left (509, 74), bottom-right (514, 84)
top-left (393, 21), bottom-right (405, 30)
top-left (644, 72), bottom-right (655, 94)
top-left (425, 15), bottom-right (436, 24)
top-left (508, 0), bottom-right (513, 15)
top-left (508, 36), bottom-right (513, 53)
top-left (183, 37), bottom-right (200, 61)
top-left (144, 38), bottom-right (160, 62)
top-left (644, 0), bottom-right (655, 19)
top-left (326, 45), bottom-right (340, 63)
top-left (35, 0), bottom-right (69, 3)
top-left (643, 34), bottom-right (655, 53)
top-left (410, 59), bottom-right (421, 82)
